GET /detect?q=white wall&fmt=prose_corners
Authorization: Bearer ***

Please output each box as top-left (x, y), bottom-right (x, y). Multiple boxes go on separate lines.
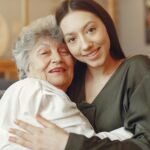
top-left (118, 0), bottom-right (150, 57)
top-left (0, 0), bottom-right (59, 58)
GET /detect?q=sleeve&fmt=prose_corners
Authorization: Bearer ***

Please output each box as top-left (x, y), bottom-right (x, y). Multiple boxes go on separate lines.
top-left (64, 73), bottom-right (150, 150)
top-left (0, 84), bottom-right (29, 150)
top-left (96, 127), bottom-right (133, 141)
top-left (65, 134), bottom-right (141, 150)
top-left (0, 80), bottom-right (44, 150)
top-left (124, 71), bottom-right (150, 150)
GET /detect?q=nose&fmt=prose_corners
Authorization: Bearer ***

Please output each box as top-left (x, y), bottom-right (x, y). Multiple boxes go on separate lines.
top-left (51, 51), bottom-right (62, 64)
top-left (80, 35), bottom-right (92, 51)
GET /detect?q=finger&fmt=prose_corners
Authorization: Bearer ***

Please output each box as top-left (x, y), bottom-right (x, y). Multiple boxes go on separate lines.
top-left (36, 115), bottom-right (55, 128)
top-left (15, 120), bottom-right (38, 134)
top-left (9, 136), bottom-right (32, 149)
top-left (9, 128), bottom-right (32, 141)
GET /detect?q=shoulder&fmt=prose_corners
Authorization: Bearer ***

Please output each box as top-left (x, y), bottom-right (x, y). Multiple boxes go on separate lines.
top-left (0, 79), bottom-right (28, 99)
top-left (22, 78), bottom-right (40, 85)
top-left (126, 55), bottom-right (150, 67)
top-left (121, 55), bottom-right (150, 84)
top-left (9, 78), bottom-right (40, 88)
top-left (6, 78), bottom-right (44, 94)
top-left (124, 55), bottom-right (150, 72)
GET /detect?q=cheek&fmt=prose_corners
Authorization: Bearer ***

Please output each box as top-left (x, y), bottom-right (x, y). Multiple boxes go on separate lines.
top-left (65, 58), bottom-right (74, 73)
top-left (28, 62), bottom-right (47, 79)
top-left (67, 65), bottom-right (74, 83)
top-left (67, 45), bottom-right (79, 57)
top-left (32, 59), bottom-right (47, 71)
top-left (39, 56), bottom-right (50, 67)
top-left (68, 59), bottom-right (74, 69)
top-left (103, 34), bottom-right (111, 51)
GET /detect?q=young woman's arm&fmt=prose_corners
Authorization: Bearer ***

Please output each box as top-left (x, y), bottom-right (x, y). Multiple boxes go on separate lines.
top-left (9, 116), bottom-right (141, 150)
top-left (9, 116), bottom-right (69, 150)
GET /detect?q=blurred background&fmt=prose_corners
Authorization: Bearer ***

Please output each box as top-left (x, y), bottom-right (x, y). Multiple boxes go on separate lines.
top-left (0, 0), bottom-right (150, 81)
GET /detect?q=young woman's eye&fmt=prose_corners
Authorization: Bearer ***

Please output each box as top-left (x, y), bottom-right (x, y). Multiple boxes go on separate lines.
top-left (87, 27), bottom-right (96, 34)
top-left (66, 37), bottom-right (76, 44)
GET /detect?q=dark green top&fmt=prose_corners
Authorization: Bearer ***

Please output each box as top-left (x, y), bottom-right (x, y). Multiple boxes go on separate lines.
top-left (66, 55), bottom-right (150, 150)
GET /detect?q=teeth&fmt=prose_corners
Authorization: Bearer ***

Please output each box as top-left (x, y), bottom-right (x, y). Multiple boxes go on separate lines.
top-left (86, 50), bottom-right (98, 57)
top-left (88, 51), bottom-right (97, 56)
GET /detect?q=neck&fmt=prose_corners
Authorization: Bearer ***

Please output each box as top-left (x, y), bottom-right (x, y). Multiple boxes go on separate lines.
top-left (86, 56), bottom-right (124, 80)
top-left (85, 57), bottom-right (124, 103)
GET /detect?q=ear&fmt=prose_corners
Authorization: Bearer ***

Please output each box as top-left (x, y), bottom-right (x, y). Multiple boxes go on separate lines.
top-left (25, 62), bottom-right (32, 77)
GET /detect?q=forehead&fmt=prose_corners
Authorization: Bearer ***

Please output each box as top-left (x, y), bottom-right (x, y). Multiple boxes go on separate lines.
top-left (34, 36), bottom-right (64, 48)
top-left (60, 10), bottom-right (101, 34)
top-left (29, 37), bottom-right (66, 55)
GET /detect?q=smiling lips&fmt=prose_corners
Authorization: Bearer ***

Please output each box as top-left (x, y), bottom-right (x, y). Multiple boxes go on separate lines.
top-left (83, 47), bottom-right (100, 59)
top-left (49, 67), bottom-right (66, 73)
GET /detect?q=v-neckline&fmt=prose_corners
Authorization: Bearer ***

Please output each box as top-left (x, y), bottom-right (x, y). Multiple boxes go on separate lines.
top-left (83, 59), bottom-right (127, 105)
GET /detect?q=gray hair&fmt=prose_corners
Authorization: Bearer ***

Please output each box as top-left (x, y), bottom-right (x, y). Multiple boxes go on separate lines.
top-left (13, 15), bottom-right (63, 79)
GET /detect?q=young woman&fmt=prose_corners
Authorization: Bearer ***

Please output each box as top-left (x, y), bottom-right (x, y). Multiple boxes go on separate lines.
top-left (9, 0), bottom-right (150, 150)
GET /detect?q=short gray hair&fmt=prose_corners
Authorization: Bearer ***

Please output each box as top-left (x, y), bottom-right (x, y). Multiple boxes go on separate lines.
top-left (13, 15), bottom-right (63, 79)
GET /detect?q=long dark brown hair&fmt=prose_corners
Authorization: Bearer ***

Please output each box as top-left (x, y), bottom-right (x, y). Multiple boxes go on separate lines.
top-left (56, 0), bottom-right (125, 60)
top-left (55, 0), bottom-right (125, 101)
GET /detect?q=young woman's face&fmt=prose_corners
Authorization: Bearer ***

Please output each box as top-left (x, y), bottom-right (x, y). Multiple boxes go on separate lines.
top-left (27, 37), bottom-right (74, 91)
top-left (60, 11), bottom-right (111, 68)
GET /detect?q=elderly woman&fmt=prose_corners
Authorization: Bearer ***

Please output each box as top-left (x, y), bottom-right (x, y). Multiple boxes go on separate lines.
top-left (0, 15), bottom-right (95, 150)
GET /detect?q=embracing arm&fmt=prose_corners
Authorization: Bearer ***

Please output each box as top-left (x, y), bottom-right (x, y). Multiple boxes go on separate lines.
top-left (65, 71), bottom-right (150, 150)
top-left (9, 115), bottom-right (141, 150)
top-left (9, 115), bottom-right (69, 150)
top-left (8, 58), bottom-right (150, 150)
top-left (9, 76), bottom-right (150, 150)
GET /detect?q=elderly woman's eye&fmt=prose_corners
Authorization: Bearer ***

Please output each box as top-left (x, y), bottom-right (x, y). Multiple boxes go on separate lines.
top-left (41, 52), bottom-right (48, 55)
top-left (59, 47), bottom-right (70, 56)
top-left (40, 49), bottom-right (50, 55)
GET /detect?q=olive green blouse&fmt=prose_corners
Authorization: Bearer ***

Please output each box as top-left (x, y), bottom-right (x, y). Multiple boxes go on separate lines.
top-left (66, 55), bottom-right (150, 150)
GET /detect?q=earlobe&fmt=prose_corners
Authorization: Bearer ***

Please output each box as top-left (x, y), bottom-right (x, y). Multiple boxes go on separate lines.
top-left (25, 63), bottom-right (31, 77)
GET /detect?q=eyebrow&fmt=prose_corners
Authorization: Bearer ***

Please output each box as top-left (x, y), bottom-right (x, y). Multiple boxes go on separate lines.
top-left (38, 43), bottom-right (50, 47)
top-left (64, 21), bottom-right (95, 37)
top-left (36, 44), bottom-right (50, 52)
top-left (36, 43), bottom-right (50, 49)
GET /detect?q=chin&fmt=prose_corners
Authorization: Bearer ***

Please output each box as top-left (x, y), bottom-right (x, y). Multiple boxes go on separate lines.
top-left (88, 61), bottom-right (103, 68)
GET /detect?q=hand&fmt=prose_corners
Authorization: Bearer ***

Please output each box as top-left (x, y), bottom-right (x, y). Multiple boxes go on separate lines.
top-left (9, 115), bottom-right (69, 150)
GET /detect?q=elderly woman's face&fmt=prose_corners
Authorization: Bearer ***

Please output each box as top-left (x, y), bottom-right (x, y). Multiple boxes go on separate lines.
top-left (27, 37), bottom-right (74, 91)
